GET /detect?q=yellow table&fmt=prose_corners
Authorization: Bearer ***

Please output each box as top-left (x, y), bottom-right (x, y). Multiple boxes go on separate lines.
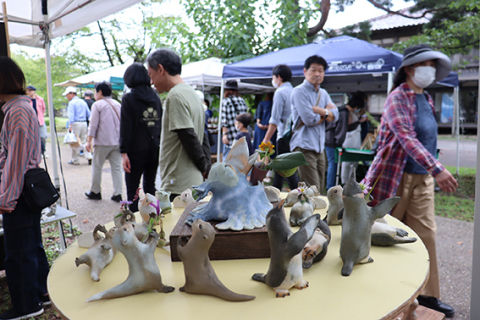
top-left (48, 195), bottom-right (429, 320)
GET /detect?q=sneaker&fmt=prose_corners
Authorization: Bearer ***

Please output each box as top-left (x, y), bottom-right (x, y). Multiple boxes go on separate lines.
top-left (111, 194), bottom-right (122, 202)
top-left (85, 191), bottom-right (102, 200)
top-left (0, 305), bottom-right (44, 320)
top-left (68, 160), bottom-right (79, 165)
top-left (40, 294), bottom-right (51, 306)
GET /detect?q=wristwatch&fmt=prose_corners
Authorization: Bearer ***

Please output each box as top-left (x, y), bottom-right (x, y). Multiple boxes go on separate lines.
top-left (324, 109), bottom-right (329, 118)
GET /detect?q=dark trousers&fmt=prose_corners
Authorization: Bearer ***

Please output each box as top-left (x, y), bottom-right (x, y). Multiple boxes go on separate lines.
top-left (125, 148), bottom-right (159, 212)
top-left (272, 138), bottom-right (299, 191)
top-left (3, 196), bottom-right (49, 314)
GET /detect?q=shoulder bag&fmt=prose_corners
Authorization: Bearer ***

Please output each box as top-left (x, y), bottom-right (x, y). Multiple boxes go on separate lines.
top-left (22, 168), bottom-right (60, 210)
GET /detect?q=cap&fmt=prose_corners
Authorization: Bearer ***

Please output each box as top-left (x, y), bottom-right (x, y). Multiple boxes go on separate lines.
top-left (26, 85), bottom-right (36, 90)
top-left (62, 86), bottom-right (77, 96)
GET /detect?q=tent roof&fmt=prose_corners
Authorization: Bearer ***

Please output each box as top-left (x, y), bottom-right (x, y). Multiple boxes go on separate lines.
top-left (1, 0), bottom-right (142, 47)
top-left (54, 62), bottom-right (131, 90)
top-left (222, 35), bottom-right (458, 91)
top-left (182, 57), bottom-right (274, 94)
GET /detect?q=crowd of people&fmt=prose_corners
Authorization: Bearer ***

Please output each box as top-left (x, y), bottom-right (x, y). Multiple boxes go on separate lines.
top-left (0, 43), bottom-right (458, 319)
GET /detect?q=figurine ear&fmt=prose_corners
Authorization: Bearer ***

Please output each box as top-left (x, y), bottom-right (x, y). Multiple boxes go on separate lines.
top-left (203, 235), bottom-right (208, 240)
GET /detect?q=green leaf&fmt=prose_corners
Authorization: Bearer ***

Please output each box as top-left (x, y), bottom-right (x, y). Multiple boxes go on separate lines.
top-left (266, 151), bottom-right (308, 170)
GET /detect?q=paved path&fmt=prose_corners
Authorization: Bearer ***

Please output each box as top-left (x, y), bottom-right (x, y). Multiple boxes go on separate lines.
top-left (438, 137), bottom-right (477, 168)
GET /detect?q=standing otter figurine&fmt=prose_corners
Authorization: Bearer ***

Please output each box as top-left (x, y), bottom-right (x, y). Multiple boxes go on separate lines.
top-left (252, 199), bottom-right (320, 297)
top-left (177, 219), bottom-right (255, 302)
top-left (86, 224), bottom-right (174, 302)
top-left (340, 177), bottom-right (401, 276)
top-left (324, 186), bottom-right (344, 225)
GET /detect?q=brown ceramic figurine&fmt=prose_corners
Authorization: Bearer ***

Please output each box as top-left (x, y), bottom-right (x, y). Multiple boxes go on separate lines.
top-left (75, 224), bottom-right (116, 282)
top-left (302, 218), bottom-right (331, 269)
top-left (177, 219), bottom-right (255, 302)
top-left (252, 200), bottom-right (320, 297)
top-left (86, 224), bottom-right (174, 302)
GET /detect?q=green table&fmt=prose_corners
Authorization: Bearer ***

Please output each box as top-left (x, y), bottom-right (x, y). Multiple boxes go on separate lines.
top-left (334, 148), bottom-right (375, 185)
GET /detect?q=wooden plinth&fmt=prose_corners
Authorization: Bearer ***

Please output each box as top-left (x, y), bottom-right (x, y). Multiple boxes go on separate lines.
top-left (169, 204), bottom-right (270, 262)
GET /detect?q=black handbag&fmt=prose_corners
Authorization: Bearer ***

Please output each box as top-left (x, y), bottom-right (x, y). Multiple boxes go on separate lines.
top-left (22, 168), bottom-right (59, 210)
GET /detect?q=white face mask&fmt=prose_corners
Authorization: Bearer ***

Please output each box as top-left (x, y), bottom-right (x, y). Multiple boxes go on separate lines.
top-left (271, 78), bottom-right (279, 89)
top-left (411, 66), bottom-right (436, 88)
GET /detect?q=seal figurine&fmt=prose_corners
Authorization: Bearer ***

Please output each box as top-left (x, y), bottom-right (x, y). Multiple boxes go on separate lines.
top-left (177, 219), bottom-right (255, 302)
top-left (302, 218), bottom-right (331, 269)
top-left (75, 224), bottom-right (116, 282)
top-left (86, 224), bottom-right (174, 302)
top-left (289, 192), bottom-right (315, 227)
top-left (371, 219), bottom-right (417, 246)
top-left (324, 186), bottom-right (344, 225)
top-left (252, 199), bottom-right (320, 297)
top-left (340, 177), bottom-right (401, 276)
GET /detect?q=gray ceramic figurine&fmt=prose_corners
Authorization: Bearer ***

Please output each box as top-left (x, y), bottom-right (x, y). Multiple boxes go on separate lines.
top-left (324, 186), bottom-right (344, 225)
top-left (86, 224), bottom-right (174, 302)
top-left (302, 218), bottom-right (331, 269)
top-left (75, 224), bottom-right (116, 282)
top-left (289, 192), bottom-right (315, 227)
top-left (252, 199), bottom-right (320, 297)
top-left (177, 219), bottom-right (255, 301)
top-left (340, 177), bottom-right (401, 276)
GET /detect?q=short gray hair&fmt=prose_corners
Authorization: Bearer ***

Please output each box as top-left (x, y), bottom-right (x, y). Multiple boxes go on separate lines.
top-left (146, 48), bottom-right (182, 76)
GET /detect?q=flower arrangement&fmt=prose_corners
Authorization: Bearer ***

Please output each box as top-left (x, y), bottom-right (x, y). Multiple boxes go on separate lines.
top-left (254, 142), bottom-right (308, 177)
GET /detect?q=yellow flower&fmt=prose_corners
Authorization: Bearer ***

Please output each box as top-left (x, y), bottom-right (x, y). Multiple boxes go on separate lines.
top-left (259, 141), bottom-right (275, 153)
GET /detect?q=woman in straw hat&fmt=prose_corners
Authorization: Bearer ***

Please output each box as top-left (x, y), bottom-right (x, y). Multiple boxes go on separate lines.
top-left (363, 44), bottom-right (457, 318)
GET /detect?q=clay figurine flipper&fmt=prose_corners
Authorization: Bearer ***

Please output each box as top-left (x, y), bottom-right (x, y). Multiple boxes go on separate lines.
top-left (177, 219), bottom-right (255, 302)
top-left (371, 220), bottom-right (417, 246)
top-left (86, 225), bottom-right (174, 302)
top-left (252, 199), bottom-right (320, 297)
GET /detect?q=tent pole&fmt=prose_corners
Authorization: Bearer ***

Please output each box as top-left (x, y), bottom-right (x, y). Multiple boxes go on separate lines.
top-left (454, 86), bottom-right (460, 175)
top-left (2, 2), bottom-right (10, 58)
top-left (387, 70), bottom-right (394, 94)
top-left (217, 81), bottom-right (224, 162)
top-left (43, 26), bottom-right (60, 189)
top-left (470, 40), bottom-right (480, 319)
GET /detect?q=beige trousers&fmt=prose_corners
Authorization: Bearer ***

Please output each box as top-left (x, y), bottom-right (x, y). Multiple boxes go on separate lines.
top-left (294, 147), bottom-right (325, 194)
top-left (392, 172), bottom-right (440, 298)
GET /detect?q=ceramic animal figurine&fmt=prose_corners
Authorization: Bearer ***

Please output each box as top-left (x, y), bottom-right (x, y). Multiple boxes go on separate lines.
top-left (155, 190), bottom-right (172, 214)
top-left (177, 219), bottom-right (255, 301)
top-left (302, 219), bottom-right (331, 269)
top-left (115, 209), bottom-right (151, 243)
top-left (340, 177), bottom-right (401, 276)
top-left (139, 192), bottom-right (158, 223)
top-left (285, 182), bottom-right (326, 209)
top-left (252, 199), bottom-right (320, 297)
top-left (187, 162), bottom-right (272, 231)
top-left (371, 219), bottom-right (417, 246)
top-left (324, 186), bottom-right (344, 225)
top-left (289, 192), bottom-right (315, 227)
top-left (75, 225), bottom-right (116, 282)
top-left (264, 186), bottom-right (281, 204)
top-left (172, 188), bottom-right (196, 208)
top-left (86, 225), bottom-right (174, 302)
top-left (224, 136), bottom-right (257, 175)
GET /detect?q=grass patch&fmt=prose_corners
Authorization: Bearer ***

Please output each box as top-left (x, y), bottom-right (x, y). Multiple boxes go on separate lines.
top-left (435, 166), bottom-right (475, 222)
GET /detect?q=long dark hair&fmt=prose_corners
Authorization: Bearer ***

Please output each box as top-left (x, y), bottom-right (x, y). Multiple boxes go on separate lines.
top-left (390, 68), bottom-right (407, 93)
top-left (0, 57), bottom-right (26, 95)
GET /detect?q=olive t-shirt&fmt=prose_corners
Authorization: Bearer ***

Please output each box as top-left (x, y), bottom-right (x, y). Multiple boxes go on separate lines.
top-left (160, 83), bottom-right (205, 194)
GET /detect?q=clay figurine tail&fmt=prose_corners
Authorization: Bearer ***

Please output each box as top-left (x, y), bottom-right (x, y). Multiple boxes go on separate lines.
top-left (341, 261), bottom-right (354, 277)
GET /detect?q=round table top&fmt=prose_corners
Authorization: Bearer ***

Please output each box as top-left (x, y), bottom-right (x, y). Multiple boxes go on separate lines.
top-left (48, 194), bottom-right (429, 320)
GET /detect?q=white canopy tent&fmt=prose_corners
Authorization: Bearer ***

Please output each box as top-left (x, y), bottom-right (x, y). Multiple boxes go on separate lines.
top-left (54, 61), bottom-right (132, 88)
top-left (181, 57), bottom-right (274, 94)
top-left (1, 0), bottom-right (143, 189)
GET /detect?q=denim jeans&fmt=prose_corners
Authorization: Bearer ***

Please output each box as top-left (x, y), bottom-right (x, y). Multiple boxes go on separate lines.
top-left (222, 144), bottom-right (232, 161)
top-left (3, 196), bottom-right (49, 314)
top-left (325, 146), bottom-right (337, 190)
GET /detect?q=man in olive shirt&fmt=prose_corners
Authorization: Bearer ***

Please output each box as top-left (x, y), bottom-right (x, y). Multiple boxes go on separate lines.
top-left (147, 48), bottom-right (210, 201)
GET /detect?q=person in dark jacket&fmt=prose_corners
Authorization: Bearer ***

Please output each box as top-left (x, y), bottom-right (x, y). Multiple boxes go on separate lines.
top-left (324, 92), bottom-right (365, 189)
top-left (120, 63), bottom-right (163, 212)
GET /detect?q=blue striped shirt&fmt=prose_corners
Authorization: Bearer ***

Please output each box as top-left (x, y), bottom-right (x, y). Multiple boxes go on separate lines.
top-left (0, 96), bottom-right (41, 211)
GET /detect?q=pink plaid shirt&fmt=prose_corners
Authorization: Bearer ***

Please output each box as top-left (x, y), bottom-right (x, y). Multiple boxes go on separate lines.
top-left (363, 83), bottom-right (444, 206)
